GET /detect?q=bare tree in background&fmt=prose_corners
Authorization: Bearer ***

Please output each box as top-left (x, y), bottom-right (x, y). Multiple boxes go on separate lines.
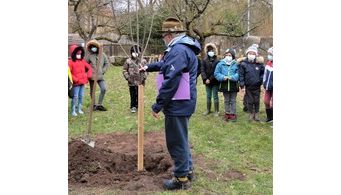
top-left (159, 0), bottom-right (272, 57)
top-left (68, 0), bottom-right (272, 56)
top-left (69, 0), bottom-right (110, 42)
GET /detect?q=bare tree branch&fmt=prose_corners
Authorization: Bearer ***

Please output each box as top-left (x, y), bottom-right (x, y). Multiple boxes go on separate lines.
top-left (201, 25), bottom-right (259, 38)
top-left (141, 7), bottom-right (155, 59)
top-left (186, 0), bottom-right (210, 27)
top-left (95, 36), bottom-right (118, 43)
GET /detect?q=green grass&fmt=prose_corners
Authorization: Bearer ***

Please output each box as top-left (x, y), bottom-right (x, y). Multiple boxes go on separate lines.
top-left (68, 66), bottom-right (272, 194)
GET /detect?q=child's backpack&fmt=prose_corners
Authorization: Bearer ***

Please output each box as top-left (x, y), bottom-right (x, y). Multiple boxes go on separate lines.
top-left (68, 77), bottom-right (74, 98)
top-left (68, 67), bottom-right (74, 98)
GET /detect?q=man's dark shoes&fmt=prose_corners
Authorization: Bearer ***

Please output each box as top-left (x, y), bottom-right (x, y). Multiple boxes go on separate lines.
top-left (187, 169), bottom-right (195, 182)
top-left (163, 176), bottom-right (190, 190)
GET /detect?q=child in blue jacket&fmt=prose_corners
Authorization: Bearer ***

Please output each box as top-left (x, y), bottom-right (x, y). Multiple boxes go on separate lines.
top-left (214, 48), bottom-right (239, 122)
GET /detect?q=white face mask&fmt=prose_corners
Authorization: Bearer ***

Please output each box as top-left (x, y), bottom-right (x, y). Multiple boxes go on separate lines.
top-left (76, 54), bottom-right (82, 59)
top-left (224, 56), bottom-right (233, 63)
top-left (91, 47), bottom-right (97, 52)
top-left (267, 55), bottom-right (273, 61)
top-left (248, 54), bottom-right (256, 61)
top-left (132, 53), bottom-right (138, 58)
top-left (207, 51), bottom-right (215, 57)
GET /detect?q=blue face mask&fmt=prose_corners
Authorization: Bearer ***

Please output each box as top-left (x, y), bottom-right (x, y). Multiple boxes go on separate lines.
top-left (91, 47), bottom-right (97, 52)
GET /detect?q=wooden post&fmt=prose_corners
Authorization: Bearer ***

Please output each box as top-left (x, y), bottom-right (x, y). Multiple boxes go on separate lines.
top-left (84, 45), bottom-right (102, 147)
top-left (137, 84), bottom-right (144, 171)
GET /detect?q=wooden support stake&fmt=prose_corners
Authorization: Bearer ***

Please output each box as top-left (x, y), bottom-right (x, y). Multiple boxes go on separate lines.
top-left (137, 84), bottom-right (144, 171)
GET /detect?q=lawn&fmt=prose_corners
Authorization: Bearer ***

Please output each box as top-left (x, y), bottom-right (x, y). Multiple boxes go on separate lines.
top-left (68, 65), bottom-right (273, 195)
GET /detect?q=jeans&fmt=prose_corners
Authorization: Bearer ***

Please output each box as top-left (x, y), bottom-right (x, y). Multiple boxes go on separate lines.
top-left (89, 80), bottom-right (107, 105)
top-left (71, 85), bottom-right (84, 111)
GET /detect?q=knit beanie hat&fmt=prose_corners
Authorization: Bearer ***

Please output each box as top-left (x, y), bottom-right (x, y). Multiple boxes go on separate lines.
top-left (245, 44), bottom-right (259, 55)
top-left (267, 47), bottom-right (273, 55)
top-left (225, 48), bottom-right (236, 59)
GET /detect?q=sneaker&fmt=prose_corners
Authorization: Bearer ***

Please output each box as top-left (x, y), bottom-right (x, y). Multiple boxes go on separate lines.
top-left (93, 105), bottom-right (98, 111)
top-left (131, 107), bottom-right (137, 113)
top-left (163, 176), bottom-right (191, 190)
top-left (213, 111), bottom-right (219, 117)
top-left (78, 109), bottom-right (84, 114)
top-left (265, 118), bottom-right (273, 123)
top-left (203, 110), bottom-right (210, 115)
top-left (96, 105), bottom-right (107, 111)
top-left (71, 111), bottom-right (77, 117)
top-left (229, 114), bottom-right (237, 122)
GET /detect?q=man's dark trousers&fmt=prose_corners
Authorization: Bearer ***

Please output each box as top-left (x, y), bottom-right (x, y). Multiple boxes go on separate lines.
top-left (165, 115), bottom-right (193, 177)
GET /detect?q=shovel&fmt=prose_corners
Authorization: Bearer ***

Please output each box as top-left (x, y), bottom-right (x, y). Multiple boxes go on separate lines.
top-left (81, 44), bottom-right (103, 148)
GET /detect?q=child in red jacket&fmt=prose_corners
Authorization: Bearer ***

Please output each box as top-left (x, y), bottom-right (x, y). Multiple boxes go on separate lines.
top-left (68, 44), bottom-right (93, 117)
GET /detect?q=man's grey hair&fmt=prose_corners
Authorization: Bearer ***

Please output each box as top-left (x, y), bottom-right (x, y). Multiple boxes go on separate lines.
top-left (171, 32), bottom-right (186, 38)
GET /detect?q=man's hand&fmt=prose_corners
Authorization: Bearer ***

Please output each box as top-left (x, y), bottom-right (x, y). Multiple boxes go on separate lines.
top-left (139, 65), bottom-right (148, 72)
top-left (152, 111), bottom-right (160, 119)
top-left (224, 76), bottom-right (230, 81)
top-left (205, 79), bottom-right (210, 84)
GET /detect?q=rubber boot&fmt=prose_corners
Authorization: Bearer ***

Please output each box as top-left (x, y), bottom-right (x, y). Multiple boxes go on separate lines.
top-left (203, 101), bottom-right (211, 115)
top-left (213, 102), bottom-right (219, 117)
top-left (243, 96), bottom-right (248, 112)
top-left (265, 108), bottom-right (273, 122)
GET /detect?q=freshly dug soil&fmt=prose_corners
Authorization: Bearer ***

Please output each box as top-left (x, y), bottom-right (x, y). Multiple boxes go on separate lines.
top-left (68, 131), bottom-right (173, 191)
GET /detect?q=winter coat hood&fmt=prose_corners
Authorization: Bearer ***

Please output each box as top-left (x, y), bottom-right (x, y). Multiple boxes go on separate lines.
top-left (203, 43), bottom-right (218, 55)
top-left (86, 39), bottom-right (101, 52)
top-left (168, 35), bottom-right (201, 55)
top-left (70, 44), bottom-right (85, 61)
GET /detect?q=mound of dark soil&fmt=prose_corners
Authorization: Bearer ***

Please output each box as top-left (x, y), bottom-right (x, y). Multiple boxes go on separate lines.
top-left (68, 131), bottom-right (173, 191)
